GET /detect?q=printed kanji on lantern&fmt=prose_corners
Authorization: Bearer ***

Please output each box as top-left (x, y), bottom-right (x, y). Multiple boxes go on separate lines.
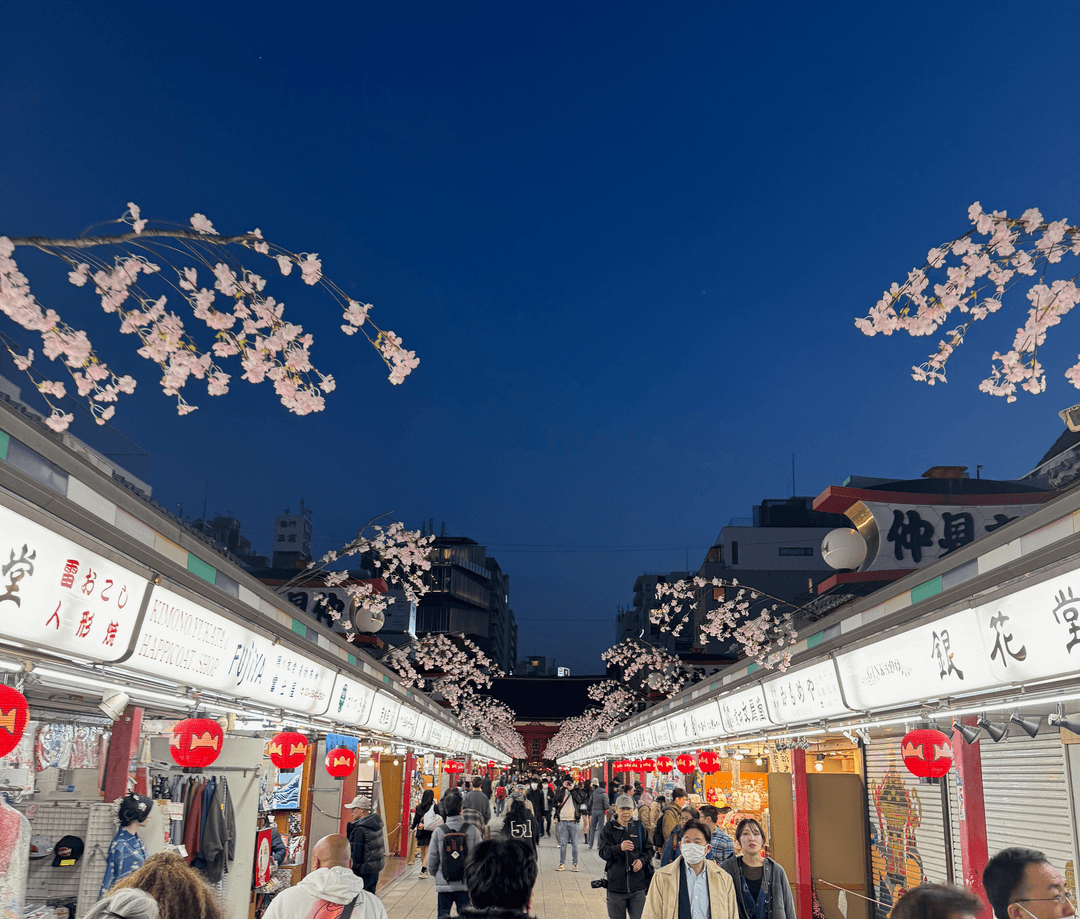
top-left (268, 731), bottom-right (308, 770)
top-left (0, 684), bottom-right (29, 757)
top-left (325, 746), bottom-right (356, 779)
top-left (675, 753), bottom-right (695, 774)
top-left (655, 755), bottom-right (673, 773)
top-left (698, 750), bottom-right (721, 774)
top-left (902, 728), bottom-right (953, 779)
top-left (170, 718), bottom-right (224, 768)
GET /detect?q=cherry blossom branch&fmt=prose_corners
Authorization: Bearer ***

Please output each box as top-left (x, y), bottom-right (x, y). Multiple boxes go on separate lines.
top-left (382, 632), bottom-right (504, 713)
top-left (653, 576), bottom-right (798, 671)
top-left (856, 202), bottom-right (1080, 401)
top-left (1, 205), bottom-right (419, 431)
top-left (601, 638), bottom-right (691, 696)
top-left (275, 516), bottom-right (432, 641)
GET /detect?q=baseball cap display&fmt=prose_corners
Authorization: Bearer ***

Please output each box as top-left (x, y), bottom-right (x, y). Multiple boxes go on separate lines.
top-left (29, 834), bottom-right (54, 858)
top-left (52, 835), bottom-right (84, 866)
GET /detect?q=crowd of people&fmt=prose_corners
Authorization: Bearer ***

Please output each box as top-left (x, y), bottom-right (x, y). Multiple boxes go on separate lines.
top-left (89, 773), bottom-right (1077, 919)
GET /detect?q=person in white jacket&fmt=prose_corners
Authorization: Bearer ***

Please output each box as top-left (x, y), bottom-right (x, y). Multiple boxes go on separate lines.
top-left (264, 835), bottom-right (388, 919)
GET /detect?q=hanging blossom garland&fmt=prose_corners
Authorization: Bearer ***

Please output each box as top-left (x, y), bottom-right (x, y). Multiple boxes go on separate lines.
top-left (652, 577), bottom-right (798, 672)
top-left (601, 638), bottom-right (691, 696)
top-left (586, 678), bottom-right (639, 729)
top-left (277, 517), bottom-right (433, 640)
top-left (457, 692), bottom-right (526, 760)
top-left (856, 202), bottom-right (1080, 402)
top-left (543, 708), bottom-right (605, 761)
top-left (0, 205), bottom-right (419, 432)
top-left (382, 632), bottom-right (503, 712)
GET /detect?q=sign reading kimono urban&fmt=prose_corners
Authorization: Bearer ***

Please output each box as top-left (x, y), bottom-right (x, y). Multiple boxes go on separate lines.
top-left (126, 583), bottom-right (335, 714)
top-left (0, 504), bottom-right (148, 661)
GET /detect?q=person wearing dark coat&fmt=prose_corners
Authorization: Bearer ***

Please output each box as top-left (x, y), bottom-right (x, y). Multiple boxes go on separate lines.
top-left (501, 798), bottom-right (540, 857)
top-left (599, 794), bottom-right (654, 919)
top-left (524, 782), bottom-right (546, 838)
top-left (345, 795), bottom-right (386, 892)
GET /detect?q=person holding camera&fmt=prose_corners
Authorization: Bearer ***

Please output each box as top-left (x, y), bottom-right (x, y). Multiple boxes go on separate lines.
top-left (598, 794), bottom-right (654, 919)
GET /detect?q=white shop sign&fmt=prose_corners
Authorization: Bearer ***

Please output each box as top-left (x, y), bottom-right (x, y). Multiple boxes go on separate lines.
top-left (764, 659), bottom-right (850, 723)
top-left (0, 504), bottom-right (148, 661)
top-left (719, 685), bottom-right (772, 734)
top-left (395, 706), bottom-right (420, 740)
top-left (125, 583), bottom-right (336, 714)
top-left (327, 674), bottom-right (377, 725)
top-left (416, 715), bottom-right (432, 744)
top-left (691, 700), bottom-right (726, 741)
top-left (356, 691), bottom-right (401, 733)
top-left (838, 568), bottom-right (1080, 710)
top-left (666, 710), bottom-right (696, 746)
top-left (650, 718), bottom-right (671, 748)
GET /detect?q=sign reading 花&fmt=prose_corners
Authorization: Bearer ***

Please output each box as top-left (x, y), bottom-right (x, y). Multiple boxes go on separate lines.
top-left (0, 504), bottom-right (149, 660)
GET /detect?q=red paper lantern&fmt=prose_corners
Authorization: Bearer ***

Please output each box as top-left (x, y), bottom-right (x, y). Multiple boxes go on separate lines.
top-left (170, 718), bottom-right (223, 768)
top-left (268, 731), bottom-right (308, 770)
top-left (444, 760), bottom-right (464, 774)
top-left (0, 685), bottom-right (29, 758)
top-left (655, 755), bottom-right (673, 774)
top-left (630, 758), bottom-right (642, 771)
top-left (325, 746), bottom-right (357, 779)
top-left (640, 758), bottom-right (655, 771)
top-left (698, 750), bottom-right (721, 774)
top-left (902, 728), bottom-right (953, 779)
top-left (675, 753), bottom-right (695, 774)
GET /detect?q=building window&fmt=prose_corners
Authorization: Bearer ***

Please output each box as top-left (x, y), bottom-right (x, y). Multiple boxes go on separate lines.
top-left (731, 540), bottom-right (739, 564)
top-left (779, 547), bottom-right (814, 556)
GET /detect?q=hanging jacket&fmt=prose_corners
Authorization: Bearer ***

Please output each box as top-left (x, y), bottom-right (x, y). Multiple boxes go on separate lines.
top-left (200, 777), bottom-right (236, 882)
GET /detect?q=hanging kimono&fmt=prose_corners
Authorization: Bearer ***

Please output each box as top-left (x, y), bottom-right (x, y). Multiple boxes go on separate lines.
top-left (0, 800), bottom-right (31, 919)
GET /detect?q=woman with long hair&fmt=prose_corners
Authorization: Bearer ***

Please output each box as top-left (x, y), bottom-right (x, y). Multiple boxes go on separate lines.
top-left (108, 852), bottom-right (226, 919)
top-left (410, 788), bottom-right (437, 877)
top-left (501, 795), bottom-right (541, 856)
top-left (719, 818), bottom-right (795, 919)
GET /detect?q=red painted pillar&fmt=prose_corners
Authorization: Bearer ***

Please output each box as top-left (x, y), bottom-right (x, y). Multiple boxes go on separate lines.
top-left (399, 751), bottom-right (416, 858)
top-left (790, 748), bottom-right (812, 919)
top-left (103, 705), bottom-right (143, 802)
top-left (953, 717), bottom-right (991, 919)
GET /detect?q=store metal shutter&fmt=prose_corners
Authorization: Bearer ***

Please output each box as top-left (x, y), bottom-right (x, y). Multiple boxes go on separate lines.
top-left (979, 734), bottom-right (1076, 878)
top-left (865, 734), bottom-right (954, 918)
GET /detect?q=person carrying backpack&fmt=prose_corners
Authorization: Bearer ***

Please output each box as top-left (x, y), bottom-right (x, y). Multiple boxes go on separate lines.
top-left (426, 790), bottom-right (483, 919)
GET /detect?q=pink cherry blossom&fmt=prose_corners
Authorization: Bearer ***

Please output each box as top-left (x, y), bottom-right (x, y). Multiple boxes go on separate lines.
top-left (190, 213), bottom-right (218, 235)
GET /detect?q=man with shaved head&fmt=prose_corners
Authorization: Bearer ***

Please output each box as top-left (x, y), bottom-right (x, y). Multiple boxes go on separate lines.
top-left (263, 834), bottom-right (388, 919)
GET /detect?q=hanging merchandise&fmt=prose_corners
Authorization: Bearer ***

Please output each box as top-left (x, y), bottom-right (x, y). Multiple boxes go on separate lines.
top-left (675, 753), bottom-right (695, 774)
top-left (170, 719), bottom-right (224, 768)
top-left (268, 732), bottom-right (308, 770)
top-left (325, 747), bottom-right (356, 779)
top-left (901, 728), bottom-right (953, 779)
top-left (655, 756), bottom-right (673, 774)
top-left (0, 798), bottom-right (31, 918)
top-left (0, 684), bottom-right (28, 757)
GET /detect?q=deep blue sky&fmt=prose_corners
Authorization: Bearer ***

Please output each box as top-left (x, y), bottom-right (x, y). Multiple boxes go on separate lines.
top-left (4, 3), bottom-right (1080, 674)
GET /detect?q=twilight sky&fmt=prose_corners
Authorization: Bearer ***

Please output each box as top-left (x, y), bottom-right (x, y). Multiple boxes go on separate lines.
top-left (4, 2), bottom-right (1080, 675)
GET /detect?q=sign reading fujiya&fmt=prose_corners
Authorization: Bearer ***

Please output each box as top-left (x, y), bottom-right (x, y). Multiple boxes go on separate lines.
top-left (0, 504), bottom-right (148, 661)
top-left (127, 584), bottom-right (335, 714)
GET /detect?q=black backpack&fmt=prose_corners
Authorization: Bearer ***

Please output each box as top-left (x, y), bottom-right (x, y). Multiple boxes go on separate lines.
top-left (653, 807), bottom-right (673, 850)
top-left (441, 829), bottom-right (470, 882)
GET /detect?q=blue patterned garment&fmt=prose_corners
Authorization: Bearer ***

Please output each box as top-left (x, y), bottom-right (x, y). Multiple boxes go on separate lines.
top-left (98, 829), bottom-right (147, 898)
top-left (708, 826), bottom-right (735, 862)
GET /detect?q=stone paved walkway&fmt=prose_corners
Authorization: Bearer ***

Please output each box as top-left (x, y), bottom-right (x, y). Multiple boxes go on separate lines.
top-left (378, 816), bottom-right (610, 919)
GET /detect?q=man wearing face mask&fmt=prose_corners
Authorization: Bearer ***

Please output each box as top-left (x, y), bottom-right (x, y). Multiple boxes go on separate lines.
top-left (642, 820), bottom-right (737, 919)
top-left (599, 794), bottom-right (655, 919)
top-left (984, 848), bottom-right (1076, 919)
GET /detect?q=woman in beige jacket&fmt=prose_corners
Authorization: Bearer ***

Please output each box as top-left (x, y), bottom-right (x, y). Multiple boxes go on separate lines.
top-left (642, 821), bottom-right (739, 919)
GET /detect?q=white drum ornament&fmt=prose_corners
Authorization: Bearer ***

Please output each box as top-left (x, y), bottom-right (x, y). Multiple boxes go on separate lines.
top-left (350, 601), bottom-right (385, 633)
top-left (821, 528), bottom-right (868, 570)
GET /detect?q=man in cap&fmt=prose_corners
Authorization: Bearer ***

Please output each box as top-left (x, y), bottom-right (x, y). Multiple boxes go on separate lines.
top-left (598, 794), bottom-right (654, 919)
top-left (264, 834), bottom-right (388, 919)
top-left (344, 795), bottom-right (386, 893)
top-left (99, 794), bottom-right (154, 897)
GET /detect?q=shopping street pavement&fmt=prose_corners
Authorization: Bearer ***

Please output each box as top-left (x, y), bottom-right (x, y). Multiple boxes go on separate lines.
top-left (378, 815), bottom-right (611, 919)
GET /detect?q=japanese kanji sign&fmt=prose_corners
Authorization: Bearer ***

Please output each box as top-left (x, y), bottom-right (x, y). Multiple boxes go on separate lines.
top-left (765, 659), bottom-right (850, 722)
top-left (718, 686), bottom-right (772, 734)
top-left (0, 504), bottom-right (147, 660)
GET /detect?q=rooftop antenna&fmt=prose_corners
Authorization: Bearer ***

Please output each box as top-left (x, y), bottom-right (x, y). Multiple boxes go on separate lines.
top-left (791, 452), bottom-right (796, 497)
